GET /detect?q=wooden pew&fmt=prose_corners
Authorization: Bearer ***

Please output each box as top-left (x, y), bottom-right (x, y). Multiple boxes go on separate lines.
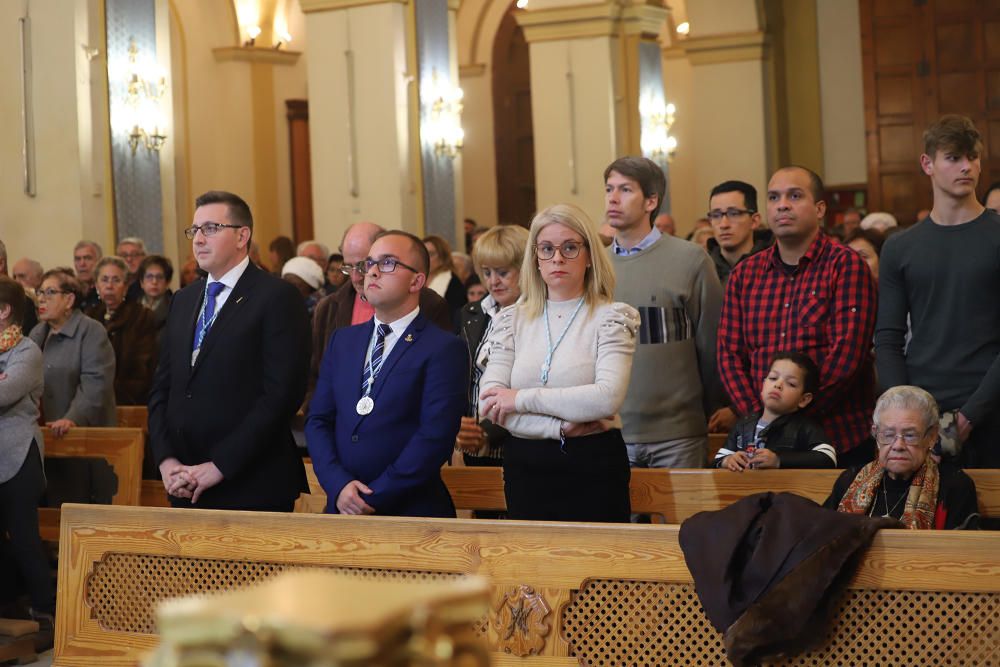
top-left (295, 465), bottom-right (1000, 522)
top-left (55, 503), bottom-right (1000, 666)
top-left (39, 427), bottom-right (144, 541)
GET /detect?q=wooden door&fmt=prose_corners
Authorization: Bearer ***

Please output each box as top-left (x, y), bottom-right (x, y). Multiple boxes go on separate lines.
top-left (861, 0), bottom-right (1000, 225)
top-left (286, 99), bottom-right (313, 243)
top-left (492, 6), bottom-right (535, 228)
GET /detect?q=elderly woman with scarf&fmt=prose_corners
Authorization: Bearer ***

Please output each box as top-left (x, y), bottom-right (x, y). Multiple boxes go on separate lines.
top-left (824, 385), bottom-right (979, 529)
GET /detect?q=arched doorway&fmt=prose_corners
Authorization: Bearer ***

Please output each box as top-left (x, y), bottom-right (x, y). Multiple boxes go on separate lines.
top-left (492, 6), bottom-right (535, 227)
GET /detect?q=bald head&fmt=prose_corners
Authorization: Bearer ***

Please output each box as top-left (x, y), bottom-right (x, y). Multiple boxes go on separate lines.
top-left (12, 258), bottom-right (43, 290)
top-left (340, 221), bottom-right (386, 292)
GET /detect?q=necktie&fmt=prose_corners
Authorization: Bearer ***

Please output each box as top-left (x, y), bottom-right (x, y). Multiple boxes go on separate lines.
top-left (193, 282), bottom-right (226, 351)
top-left (361, 323), bottom-right (392, 395)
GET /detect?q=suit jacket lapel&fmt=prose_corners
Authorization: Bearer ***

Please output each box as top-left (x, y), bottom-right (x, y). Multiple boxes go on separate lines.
top-left (368, 314), bottom-right (426, 401)
top-left (190, 264), bottom-right (258, 377)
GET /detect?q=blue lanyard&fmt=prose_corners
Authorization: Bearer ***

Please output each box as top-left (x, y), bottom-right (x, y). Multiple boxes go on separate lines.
top-left (194, 284), bottom-right (222, 351)
top-left (540, 298), bottom-right (585, 385)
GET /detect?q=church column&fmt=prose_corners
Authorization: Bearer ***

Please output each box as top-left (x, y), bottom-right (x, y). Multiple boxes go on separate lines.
top-left (301, 0), bottom-right (463, 249)
top-left (515, 0), bottom-right (668, 220)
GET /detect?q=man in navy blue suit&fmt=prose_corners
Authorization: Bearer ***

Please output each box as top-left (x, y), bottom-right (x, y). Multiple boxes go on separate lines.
top-left (305, 230), bottom-right (467, 517)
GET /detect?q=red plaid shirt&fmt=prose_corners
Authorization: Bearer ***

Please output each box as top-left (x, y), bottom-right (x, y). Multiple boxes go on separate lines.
top-left (718, 232), bottom-right (876, 453)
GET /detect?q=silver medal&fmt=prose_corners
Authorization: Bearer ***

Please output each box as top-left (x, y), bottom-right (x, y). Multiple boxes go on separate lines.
top-left (356, 396), bottom-right (375, 415)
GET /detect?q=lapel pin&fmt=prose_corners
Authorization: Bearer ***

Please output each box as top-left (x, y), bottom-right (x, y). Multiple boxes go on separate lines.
top-left (405, 333), bottom-right (413, 342)
top-left (235, 296), bottom-right (244, 304)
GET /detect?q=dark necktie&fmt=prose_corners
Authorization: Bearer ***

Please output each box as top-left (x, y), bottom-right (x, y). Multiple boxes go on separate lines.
top-left (361, 323), bottom-right (392, 395)
top-left (193, 282), bottom-right (225, 351)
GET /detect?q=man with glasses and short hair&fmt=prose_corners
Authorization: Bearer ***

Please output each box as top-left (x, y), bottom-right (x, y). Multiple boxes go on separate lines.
top-left (705, 180), bottom-right (773, 286)
top-left (148, 190), bottom-right (310, 511)
top-left (308, 222), bottom-right (452, 406)
top-left (117, 237), bottom-right (147, 303)
top-left (604, 156), bottom-right (725, 473)
top-left (306, 230), bottom-right (467, 517)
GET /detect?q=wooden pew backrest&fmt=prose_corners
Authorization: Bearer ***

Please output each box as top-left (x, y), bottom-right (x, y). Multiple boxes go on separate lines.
top-left (55, 504), bottom-right (1000, 667)
top-left (294, 464), bottom-right (1000, 522)
top-left (40, 427), bottom-right (143, 541)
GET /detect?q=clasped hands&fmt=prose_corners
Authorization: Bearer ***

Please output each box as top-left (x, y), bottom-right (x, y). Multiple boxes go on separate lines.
top-left (478, 387), bottom-right (612, 438)
top-left (159, 457), bottom-right (224, 504)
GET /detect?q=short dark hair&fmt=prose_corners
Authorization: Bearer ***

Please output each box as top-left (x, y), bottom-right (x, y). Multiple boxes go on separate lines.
top-left (983, 181), bottom-right (1000, 207)
top-left (375, 230), bottom-right (431, 276)
top-left (139, 254), bottom-right (174, 284)
top-left (40, 267), bottom-right (81, 306)
top-left (0, 276), bottom-right (26, 325)
top-left (194, 191), bottom-right (254, 232)
top-left (769, 351), bottom-right (820, 396)
top-left (776, 166), bottom-right (825, 203)
top-left (327, 253), bottom-right (344, 264)
top-left (843, 228), bottom-right (885, 257)
top-left (709, 180), bottom-right (758, 213)
top-left (604, 157), bottom-right (667, 221)
top-left (923, 114), bottom-right (982, 158)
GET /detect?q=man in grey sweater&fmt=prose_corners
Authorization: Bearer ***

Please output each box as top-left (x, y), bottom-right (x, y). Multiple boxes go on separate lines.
top-left (604, 157), bottom-right (724, 469)
top-left (876, 115), bottom-right (1000, 467)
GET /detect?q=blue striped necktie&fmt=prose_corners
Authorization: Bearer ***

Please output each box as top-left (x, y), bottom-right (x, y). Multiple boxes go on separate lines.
top-left (361, 323), bottom-right (392, 395)
top-left (193, 282), bottom-right (225, 351)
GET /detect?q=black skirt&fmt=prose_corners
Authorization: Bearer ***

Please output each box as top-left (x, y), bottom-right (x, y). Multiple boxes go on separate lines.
top-left (502, 429), bottom-right (631, 523)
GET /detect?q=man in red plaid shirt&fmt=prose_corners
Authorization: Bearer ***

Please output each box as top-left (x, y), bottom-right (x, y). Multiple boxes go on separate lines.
top-left (717, 166), bottom-right (877, 466)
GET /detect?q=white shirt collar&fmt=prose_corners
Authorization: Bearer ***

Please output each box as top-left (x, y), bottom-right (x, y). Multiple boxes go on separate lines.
top-left (209, 255), bottom-right (251, 288)
top-left (373, 305), bottom-right (421, 339)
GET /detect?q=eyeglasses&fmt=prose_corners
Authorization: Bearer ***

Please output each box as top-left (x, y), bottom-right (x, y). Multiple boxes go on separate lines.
top-left (707, 208), bottom-right (755, 221)
top-left (183, 222), bottom-right (243, 239)
top-left (118, 251), bottom-right (146, 260)
top-left (872, 426), bottom-right (933, 447)
top-left (340, 261), bottom-right (367, 277)
top-left (143, 273), bottom-right (166, 282)
top-left (363, 256), bottom-right (420, 274)
top-left (37, 288), bottom-right (69, 299)
top-left (535, 241), bottom-right (586, 260)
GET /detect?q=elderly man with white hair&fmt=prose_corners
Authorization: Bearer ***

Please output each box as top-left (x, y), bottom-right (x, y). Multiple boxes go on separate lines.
top-left (12, 258), bottom-right (43, 292)
top-left (825, 386), bottom-right (979, 530)
top-left (297, 240), bottom-right (330, 270)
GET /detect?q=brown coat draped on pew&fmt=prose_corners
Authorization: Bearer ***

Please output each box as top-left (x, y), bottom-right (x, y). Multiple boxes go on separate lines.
top-left (679, 492), bottom-right (898, 667)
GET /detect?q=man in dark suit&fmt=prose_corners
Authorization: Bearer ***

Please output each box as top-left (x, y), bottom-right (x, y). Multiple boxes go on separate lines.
top-left (305, 230), bottom-right (467, 517)
top-left (149, 191), bottom-right (309, 511)
top-left (308, 222), bottom-right (453, 404)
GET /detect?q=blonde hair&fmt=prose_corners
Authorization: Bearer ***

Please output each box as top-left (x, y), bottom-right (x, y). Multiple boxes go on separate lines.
top-left (472, 225), bottom-right (530, 279)
top-left (520, 203), bottom-right (615, 318)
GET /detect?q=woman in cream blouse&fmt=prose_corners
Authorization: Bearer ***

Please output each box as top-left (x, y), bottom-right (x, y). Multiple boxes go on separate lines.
top-left (479, 204), bottom-right (639, 522)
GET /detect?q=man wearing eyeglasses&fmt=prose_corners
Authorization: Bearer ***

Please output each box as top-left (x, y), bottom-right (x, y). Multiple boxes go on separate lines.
top-left (307, 222), bottom-right (452, 407)
top-left (705, 180), bottom-right (773, 286)
top-left (604, 156), bottom-right (725, 474)
top-left (148, 190), bottom-right (310, 511)
top-left (306, 230), bottom-right (467, 517)
top-left (117, 237), bottom-right (147, 303)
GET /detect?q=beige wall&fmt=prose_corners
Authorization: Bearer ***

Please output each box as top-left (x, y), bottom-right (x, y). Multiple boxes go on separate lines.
top-left (305, 2), bottom-right (419, 248)
top-left (816, 0), bottom-right (866, 186)
top-left (456, 0), bottom-right (508, 230)
top-left (0, 0), bottom-right (111, 273)
top-left (529, 36), bottom-right (620, 224)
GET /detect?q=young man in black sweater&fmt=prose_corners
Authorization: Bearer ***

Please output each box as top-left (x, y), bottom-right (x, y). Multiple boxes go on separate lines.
top-left (875, 115), bottom-right (1000, 467)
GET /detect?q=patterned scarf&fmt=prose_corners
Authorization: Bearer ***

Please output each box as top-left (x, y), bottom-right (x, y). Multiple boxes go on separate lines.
top-left (0, 324), bottom-right (23, 354)
top-left (837, 457), bottom-right (940, 529)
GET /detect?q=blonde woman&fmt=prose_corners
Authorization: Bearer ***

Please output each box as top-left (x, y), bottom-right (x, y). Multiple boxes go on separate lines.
top-left (479, 204), bottom-right (639, 522)
top-left (456, 224), bottom-right (530, 471)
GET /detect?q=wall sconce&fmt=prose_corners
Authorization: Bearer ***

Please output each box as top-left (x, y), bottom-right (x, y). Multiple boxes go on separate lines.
top-left (121, 38), bottom-right (168, 155)
top-left (639, 95), bottom-right (678, 162)
top-left (422, 71), bottom-right (464, 158)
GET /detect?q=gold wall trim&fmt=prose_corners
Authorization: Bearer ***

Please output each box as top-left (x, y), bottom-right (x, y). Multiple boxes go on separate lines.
top-left (680, 30), bottom-right (769, 64)
top-left (515, 3), bottom-right (621, 42)
top-left (212, 46), bottom-right (302, 65)
top-left (299, 0), bottom-right (406, 13)
top-left (621, 4), bottom-right (669, 37)
top-left (459, 63), bottom-right (486, 77)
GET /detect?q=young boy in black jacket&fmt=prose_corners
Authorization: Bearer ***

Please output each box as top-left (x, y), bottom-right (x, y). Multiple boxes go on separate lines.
top-left (715, 351), bottom-right (836, 470)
